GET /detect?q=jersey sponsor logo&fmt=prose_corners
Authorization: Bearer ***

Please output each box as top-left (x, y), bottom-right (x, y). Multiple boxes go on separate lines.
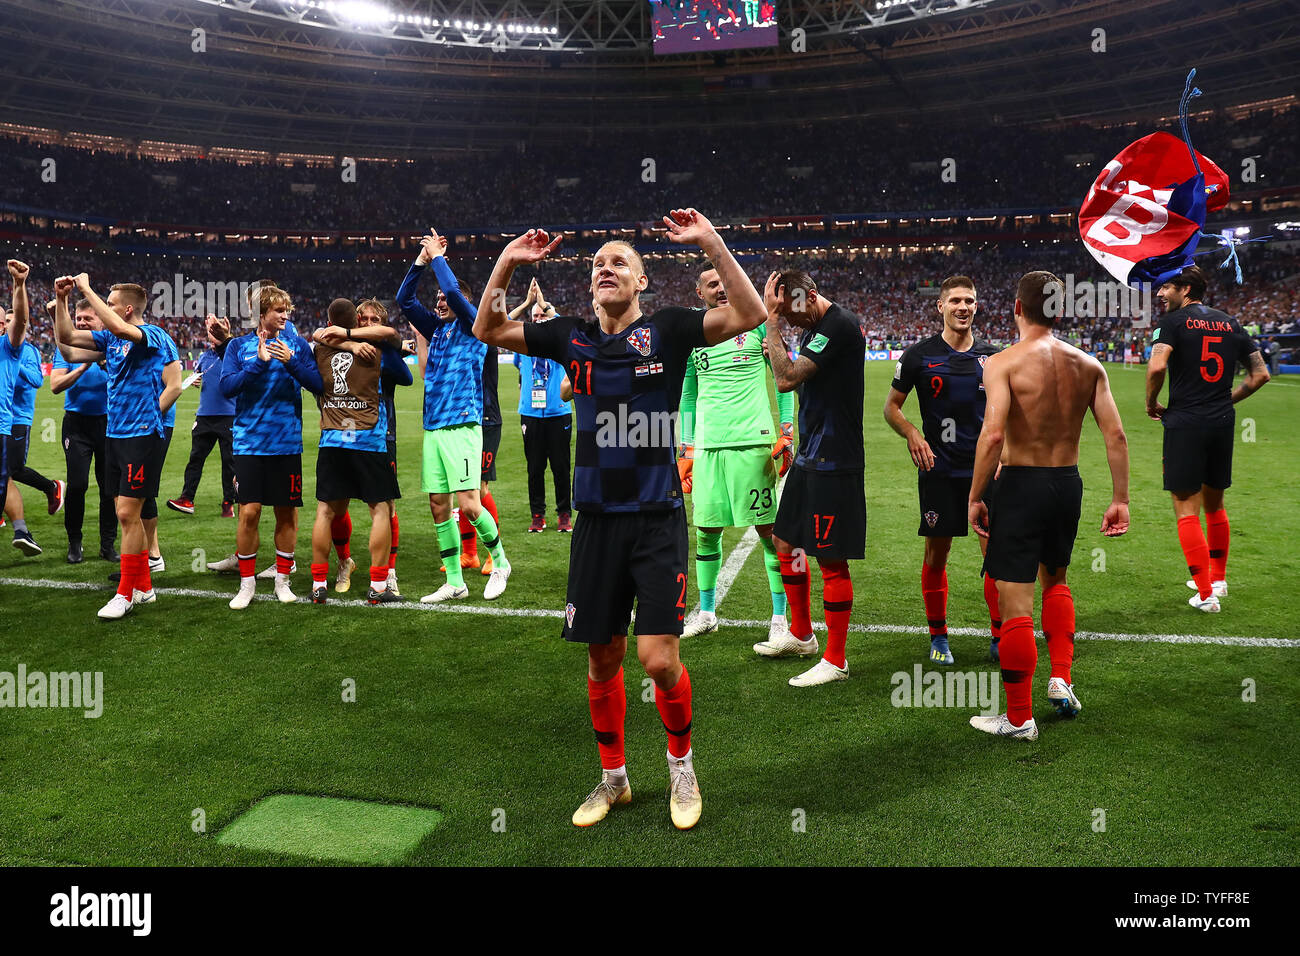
top-left (565, 602), bottom-right (576, 628)
top-left (927, 361), bottom-right (944, 368)
top-left (804, 333), bottom-right (829, 354)
top-left (570, 338), bottom-right (593, 348)
top-left (925, 510), bottom-right (939, 528)
top-left (634, 362), bottom-right (664, 377)
top-left (626, 327), bottom-right (654, 357)
top-left (894, 360), bottom-right (903, 378)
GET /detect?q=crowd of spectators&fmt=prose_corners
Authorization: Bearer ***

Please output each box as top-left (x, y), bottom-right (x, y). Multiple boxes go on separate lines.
top-left (2, 104), bottom-right (1295, 232)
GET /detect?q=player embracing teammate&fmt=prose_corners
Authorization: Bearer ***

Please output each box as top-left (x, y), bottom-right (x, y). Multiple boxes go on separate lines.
top-left (475, 209), bottom-right (766, 830)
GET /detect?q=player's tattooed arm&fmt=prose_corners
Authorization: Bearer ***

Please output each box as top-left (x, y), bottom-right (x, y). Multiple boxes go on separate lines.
top-left (474, 228), bottom-right (561, 355)
top-left (1231, 350), bottom-right (1271, 404)
top-left (884, 387), bottom-right (935, 470)
top-left (71, 273), bottom-right (146, 345)
top-left (663, 208), bottom-right (764, 344)
top-left (1090, 362), bottom-right (1130, 536)
top-left (763, 320), bottom-right (817, 393)
top-left (968, 355), bottom-right (1009, 537)
top-left (1144, 342), bottom-right (1173, 420)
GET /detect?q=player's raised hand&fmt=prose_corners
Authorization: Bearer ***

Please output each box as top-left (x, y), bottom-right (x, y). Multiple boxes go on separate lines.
top-left (762, 271), bottom-right (783, 315)
top-left (662, 208), bottom-right (717, 247)
top-left (907, 429), bottom-right (936, 471)
top-left (677, 445), bottom-right (694, 493)
top-left (72, 272), bottom-right (92, 292)
top-left (7, 259), bottom-right (29, 282)
top-left (54, 276), bottom-right (76, 298)
top-left (256, 329), bottom-right (271, 362)
top-left (968, 499), bottom-right (990, 538)
top-left (502, 229), bottom-right (563, 267)
top-left (1101, 501), bottom-right (1130, 537)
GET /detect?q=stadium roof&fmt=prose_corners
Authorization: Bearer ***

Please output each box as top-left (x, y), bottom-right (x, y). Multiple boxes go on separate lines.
top-left (0, 0), bottom-right (1296, 154)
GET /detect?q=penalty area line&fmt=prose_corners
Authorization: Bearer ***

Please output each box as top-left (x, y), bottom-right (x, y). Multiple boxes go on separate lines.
top-left (1, 576), bottom-right (1292, 647)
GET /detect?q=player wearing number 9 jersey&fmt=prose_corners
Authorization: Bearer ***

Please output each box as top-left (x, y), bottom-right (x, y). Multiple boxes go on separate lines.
top-left (885, 275), bottom-right (1002, 667)
top-left (759, 270), bottom-right (865, 688)
top-left (1146, 265), bottom-right (1269, 612)
top-left (474, 210), bottom-right (767, 833)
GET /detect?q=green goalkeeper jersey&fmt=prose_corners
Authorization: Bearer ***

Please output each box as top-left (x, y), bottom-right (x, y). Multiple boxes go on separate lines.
top-left (680, 322), bottom-right (794, 450)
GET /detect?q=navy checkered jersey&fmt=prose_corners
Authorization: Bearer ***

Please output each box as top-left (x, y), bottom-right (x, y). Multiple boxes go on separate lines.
top-left (792, 303), bottom-right (866, 473)
top-left (523, 306), bottom-right (707, 513)
top-left (892, 333), bottom-right (1001, 478)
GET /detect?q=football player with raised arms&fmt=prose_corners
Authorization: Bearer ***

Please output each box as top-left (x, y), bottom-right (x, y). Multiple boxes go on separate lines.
top-left (474, 208), bottom-right (766, 831)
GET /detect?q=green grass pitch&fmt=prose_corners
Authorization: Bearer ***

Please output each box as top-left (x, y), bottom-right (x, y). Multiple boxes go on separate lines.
top-left (0, 359), bottom-right (1296, 865)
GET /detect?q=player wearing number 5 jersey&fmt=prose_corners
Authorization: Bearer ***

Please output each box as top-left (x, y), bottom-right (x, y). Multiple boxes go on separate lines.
top-left (1146, 265), bottom-right (1269, 613)
top-left (220, 285), bottom-right (324, 610)
top-left (678, 266), bottom-right (794, 643)
top-left (475, 209), bottom-right (766, 832)
top-left (758, 271), bottom-right (866, 688)
top-left (400, 228), bottom-right (511, 604)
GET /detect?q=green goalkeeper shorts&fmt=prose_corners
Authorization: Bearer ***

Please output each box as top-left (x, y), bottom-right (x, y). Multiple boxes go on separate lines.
top-left (691, 445), bottom-right (778, 527)
top-left (422, 424), bottom-right (482, 494)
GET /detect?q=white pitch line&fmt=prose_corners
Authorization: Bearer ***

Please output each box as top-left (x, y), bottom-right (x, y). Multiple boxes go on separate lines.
top-left (2, 577), bottom-right (1292, 648)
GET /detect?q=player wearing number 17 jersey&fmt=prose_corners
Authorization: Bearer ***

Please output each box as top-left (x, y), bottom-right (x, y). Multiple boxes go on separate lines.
top-left (885, 276), bottom-right (1002, 666)
top-left (758, 271), bottom-right (866, 687)
top-left (474, 209), bottom-right (766, 832)
top-left (1145, 265), bottom-right (1269, 612)
top-left (677, 266), bottom-right (795, 643)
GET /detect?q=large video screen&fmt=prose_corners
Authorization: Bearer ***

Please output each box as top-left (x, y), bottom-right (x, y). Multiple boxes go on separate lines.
top-left (650, 0), bottom-right (779, 54)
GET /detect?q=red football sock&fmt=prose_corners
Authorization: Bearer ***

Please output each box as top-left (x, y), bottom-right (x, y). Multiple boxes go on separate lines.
top-left (1178, 514), bottom-right (1213, 599)
top-left (458, 509), bottom-right (475, 557)
top-left (237, 552), bottom-right (257, 580)
top-left (116, 553), bottom-right (135, 598)
top-left (481, 489), bottom-right (499, 524)
top-left (311, 562), bottom-right (328, 586)
top-left (655, 666), bottom-right (693, 759)
top-left (1000, 615), bottom-right (1038, 726)
top-left (370, 566), bottom-right (387, 588)
top-left (921, 562), bottom-right (948, 637)
top-left (388, 513), bottom-right (400, 571)
top-left (820, 561), bottom-right (853, 670)
top-left (779, 551), bottom-right (812, 639)
top-left (275, 550), bottom-right (294, 576)
top-left (136, 550), bottom-right (152, 593)
top-left (1205, 509), bottom-right (1229, 582)
top-left (1041, 583), bottom-right (1075, 683)
top-left (330, 512), bottom-right (351, 563)
top-left (588, 668), bottom-right (627, 770)
top-left (983, 573), bottom-right (1002, 643)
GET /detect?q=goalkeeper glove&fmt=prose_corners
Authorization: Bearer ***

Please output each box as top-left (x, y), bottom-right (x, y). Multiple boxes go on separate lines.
top-left (771, 425), bottom-right (794, 478)
top-left (678, 445), bottom-right (694, 493)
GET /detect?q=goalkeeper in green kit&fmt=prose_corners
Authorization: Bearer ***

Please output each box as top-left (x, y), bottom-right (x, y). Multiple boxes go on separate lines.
top-left (678, 266), bottom-right (795, 642)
